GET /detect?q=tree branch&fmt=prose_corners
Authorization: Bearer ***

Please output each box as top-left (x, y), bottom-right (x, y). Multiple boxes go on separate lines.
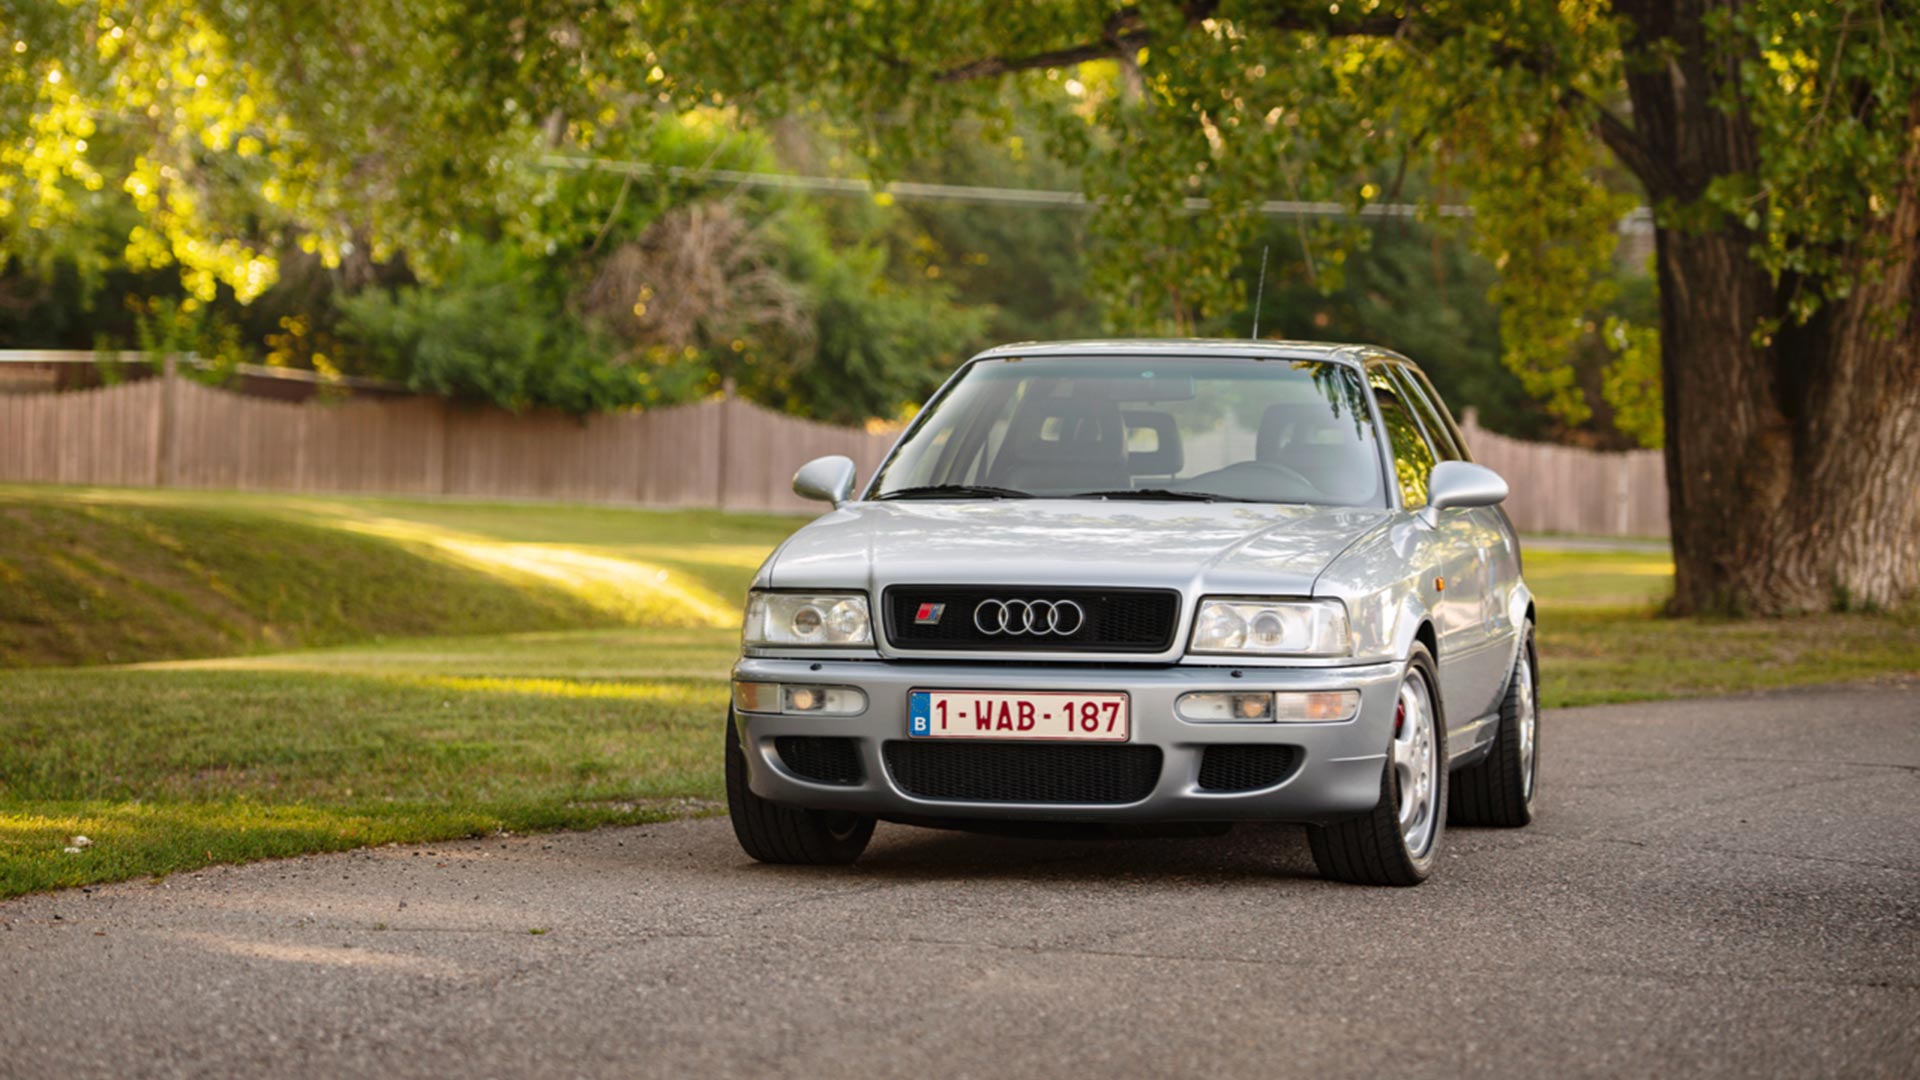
top-left (1577, 89), bottom-right (1681, 198)
top-left (936, 34), bottom-right (1148, 83)
top-left (934, 3), bottom-right (1406, 84)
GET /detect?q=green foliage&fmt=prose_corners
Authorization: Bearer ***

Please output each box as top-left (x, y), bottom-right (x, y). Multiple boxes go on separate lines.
top-left (891, 131), bottom-right (1104, 344)
top-left (1600, 311), bottom-right (1663, 447)
top-left (10, 0), bottom-right (1911, 441)
top-left (639, 0), bottom-right (1913, 436)
top-left (1703, 1), bottom-right (1920, 330)
top-left (337, 241), bottom-right (643, 414)
top-left (739, 209), bottom-right (990, 423)
top-left (124, 296), bottom-right (248, 386)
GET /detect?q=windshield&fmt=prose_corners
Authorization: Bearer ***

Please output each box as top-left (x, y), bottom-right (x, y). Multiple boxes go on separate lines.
top-left (869, 356), bottom-right (1386, 507)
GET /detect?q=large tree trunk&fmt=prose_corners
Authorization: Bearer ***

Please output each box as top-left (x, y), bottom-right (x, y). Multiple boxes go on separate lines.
top-left (1617, 1), bottom-right (1920, 614)
top-left (1655, 221), bottom-right (1920, 614)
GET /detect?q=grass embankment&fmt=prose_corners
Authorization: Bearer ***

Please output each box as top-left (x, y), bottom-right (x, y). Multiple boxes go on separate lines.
top-left (1, 486), bottom-right (1914, 899)
top-left (0, 486), bottom-right (801, 667)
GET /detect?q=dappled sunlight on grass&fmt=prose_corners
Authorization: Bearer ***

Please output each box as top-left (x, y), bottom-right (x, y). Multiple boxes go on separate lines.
top-left (0, 487), bottom-right (796, 643)
top-left (0, 797), bottom-right (681, 897)
top-left (401, 674), bottom-right (717, 704)
top-left (0, 640), bottom-right (735, 895)
top-left (331, 515), bottom-right (738, 627)
top-left (136, 627), bottom-right (742, 681)
top-left (1525, 548), bottom-right (1676, 611)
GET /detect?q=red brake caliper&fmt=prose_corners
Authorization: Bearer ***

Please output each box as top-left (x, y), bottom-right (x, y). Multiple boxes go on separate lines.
top-left (1394, 699), bottom-right (1406, 737)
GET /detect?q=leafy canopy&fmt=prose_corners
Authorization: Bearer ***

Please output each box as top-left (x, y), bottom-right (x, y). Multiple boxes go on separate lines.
top-left (6, 1), bottom-right (1914, 433)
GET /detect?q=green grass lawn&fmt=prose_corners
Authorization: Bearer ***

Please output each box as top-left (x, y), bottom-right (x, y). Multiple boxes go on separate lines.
top-left (1525, 548), bottom-right (1920, 705)
top-left (0, 485), bottom-right (805, 667)
top-left (1, 486), bottom-right (1914, 899)
top-left (1, 629), bottom-right (737, 897)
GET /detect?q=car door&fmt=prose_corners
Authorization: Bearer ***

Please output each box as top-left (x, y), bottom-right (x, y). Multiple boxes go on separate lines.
top-left (1368, 368), bottom-right (1485, 734)
top-left (1390, 364), bottom-right (1515, 723)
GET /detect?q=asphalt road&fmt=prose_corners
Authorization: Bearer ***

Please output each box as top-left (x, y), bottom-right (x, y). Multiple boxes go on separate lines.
top-left (4, 682), bottom-right (1916, 1079)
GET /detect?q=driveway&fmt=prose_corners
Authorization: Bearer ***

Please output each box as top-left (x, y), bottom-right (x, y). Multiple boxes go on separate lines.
top-left (3, 683), bottom-right (1915, 1079)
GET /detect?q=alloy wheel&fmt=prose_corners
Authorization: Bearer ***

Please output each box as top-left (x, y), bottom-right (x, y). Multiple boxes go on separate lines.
top-left (1392, 672), bottom-right (1439, 857)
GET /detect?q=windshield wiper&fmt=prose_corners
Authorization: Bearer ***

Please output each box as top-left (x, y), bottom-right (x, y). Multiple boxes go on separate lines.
top-left (878, 484), bottom-right (1034, 500)
top-left (1068, 488), bottom-right (1257, 503)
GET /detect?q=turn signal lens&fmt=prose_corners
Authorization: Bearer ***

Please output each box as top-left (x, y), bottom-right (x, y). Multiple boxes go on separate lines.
top-left (1272, 690), bottom-right (1361, 722)
top-left (732, 680), bottom-right (867, 716)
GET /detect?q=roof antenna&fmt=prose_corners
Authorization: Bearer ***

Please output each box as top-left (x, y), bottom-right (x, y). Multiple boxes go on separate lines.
top-left (1250, 244), bottom-right (1270, 340)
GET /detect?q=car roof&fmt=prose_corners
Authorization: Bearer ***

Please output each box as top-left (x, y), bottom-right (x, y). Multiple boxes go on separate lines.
top-left (968, 338), bottom-right (1414, 373)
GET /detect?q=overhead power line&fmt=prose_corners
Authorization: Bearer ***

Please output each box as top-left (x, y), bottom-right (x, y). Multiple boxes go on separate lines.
top-left (537, 154), bottom-right (1656, 235)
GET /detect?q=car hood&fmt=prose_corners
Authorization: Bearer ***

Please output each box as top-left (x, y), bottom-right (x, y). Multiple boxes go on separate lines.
top-left (763, 500), bottom-right (1390, 597)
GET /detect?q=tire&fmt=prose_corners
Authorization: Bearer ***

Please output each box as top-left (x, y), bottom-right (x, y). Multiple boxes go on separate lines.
top-left (1307, 646), bottom-right (1447, 886)
top-left (725, 710), bottom-right (875, 865)
top-left (1450, 622), bottom-right (1539, 828)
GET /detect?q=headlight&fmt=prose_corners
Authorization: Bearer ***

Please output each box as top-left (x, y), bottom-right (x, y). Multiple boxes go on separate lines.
top-left (743, 591), bottom-right (873, 647)
top-left (1188, 598), bottom-right (1350, 657)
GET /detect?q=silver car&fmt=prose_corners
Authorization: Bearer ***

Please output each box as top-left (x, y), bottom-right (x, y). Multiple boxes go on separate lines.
top-left (726, 340), bottom-right (1538, 885)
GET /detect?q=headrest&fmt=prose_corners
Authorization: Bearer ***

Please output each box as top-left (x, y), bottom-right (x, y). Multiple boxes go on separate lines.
top-left (1122, 411), bottom-right (1183, 476)
top-left (1257, 403), bottom-right (1343, 462)
top-left (1004, 399), bottom-right (1125, 463)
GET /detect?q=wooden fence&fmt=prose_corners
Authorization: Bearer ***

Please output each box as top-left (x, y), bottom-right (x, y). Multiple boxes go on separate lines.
top-left (0, 375), bottom-right (900, 513)
top-left (0, 375), bottom-right (1671, 534)
top-left (1459, 413), bottom-right (1668, 538)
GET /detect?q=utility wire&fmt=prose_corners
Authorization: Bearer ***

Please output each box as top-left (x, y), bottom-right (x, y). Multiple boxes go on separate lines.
top-left (537, 154), bottom-right (1656, 235)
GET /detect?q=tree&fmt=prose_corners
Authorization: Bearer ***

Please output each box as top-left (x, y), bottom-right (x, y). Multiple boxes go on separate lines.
top-left (647, 1), bottom-right (1918, 614)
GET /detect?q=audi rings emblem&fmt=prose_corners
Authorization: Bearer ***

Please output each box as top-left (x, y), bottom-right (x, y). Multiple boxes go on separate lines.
top-left (973, 599), bottom-right (1086, 636)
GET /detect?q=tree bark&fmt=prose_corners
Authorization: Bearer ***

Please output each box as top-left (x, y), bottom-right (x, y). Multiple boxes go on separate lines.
top-left (1616, 0), bottom-right (1920, 614)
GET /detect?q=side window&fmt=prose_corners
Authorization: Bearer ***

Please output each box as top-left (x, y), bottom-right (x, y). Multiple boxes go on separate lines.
top-left (1390, 366), bottom-right (1463, 462)
top-left (1372, 384), bottom-right (1437, 510)
top-left (1400, 366), bottom-right (1473, 462)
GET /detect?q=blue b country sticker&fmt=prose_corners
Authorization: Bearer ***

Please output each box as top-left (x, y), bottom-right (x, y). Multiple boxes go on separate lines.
top-left (909, 691), bottom-right (931, 736)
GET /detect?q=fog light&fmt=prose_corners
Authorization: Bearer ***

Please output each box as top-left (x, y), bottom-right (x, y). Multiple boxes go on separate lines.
top-left (1177, 689), bottom-right (1360, 723)
top-left (1272, 690), bottom-right (1360, 722)
top-left (1176, 691), bottom-right (1275, 723)
top-left (785, 685), bottom-right (822, 712)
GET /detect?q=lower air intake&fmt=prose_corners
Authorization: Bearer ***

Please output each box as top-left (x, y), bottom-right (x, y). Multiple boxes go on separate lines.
top-left (775, 736), bottom-right (864, 785)
top-left (1197, 745), bottom-right (1302, 793)
top-left (883, 741), bottom-right (1162, 804)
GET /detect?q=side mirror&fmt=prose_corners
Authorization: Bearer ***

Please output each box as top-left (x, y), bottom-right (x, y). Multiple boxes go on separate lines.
top-left (1423, 461), bottom-right (1508, 522)
top-left (793, 455), bottom-right (858, 507)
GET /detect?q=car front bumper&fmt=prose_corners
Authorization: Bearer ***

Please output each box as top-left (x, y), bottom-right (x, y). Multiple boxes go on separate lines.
top-left (730, 657), bottom-right (1403, 824)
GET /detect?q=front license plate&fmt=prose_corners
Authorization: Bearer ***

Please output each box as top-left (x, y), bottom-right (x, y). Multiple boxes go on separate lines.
top-left (908, 690), bottom-right (1130, 742)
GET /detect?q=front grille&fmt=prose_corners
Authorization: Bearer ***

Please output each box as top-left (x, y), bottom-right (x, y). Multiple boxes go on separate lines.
top-left (775, 736), bottom-right (864, 785)
top-left (882, 586), bottom-right (1180, 653)
top-left (883, 741), bottom-right (1162, 804)
top-left (1197, 745), bottom-right (1301, 792)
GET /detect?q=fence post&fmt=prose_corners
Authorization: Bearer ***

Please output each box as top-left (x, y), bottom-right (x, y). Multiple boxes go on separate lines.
top-left (715, 379), bottom-right (735, 510)
top-left (428, 400), bottom-right (450, 495)
top-left (1458, 407), bottom-right (1480, 456)
top-left (152, 353), bottom-right (179, 488)
top-left (1614, 456), bottom-right (1631, 537)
